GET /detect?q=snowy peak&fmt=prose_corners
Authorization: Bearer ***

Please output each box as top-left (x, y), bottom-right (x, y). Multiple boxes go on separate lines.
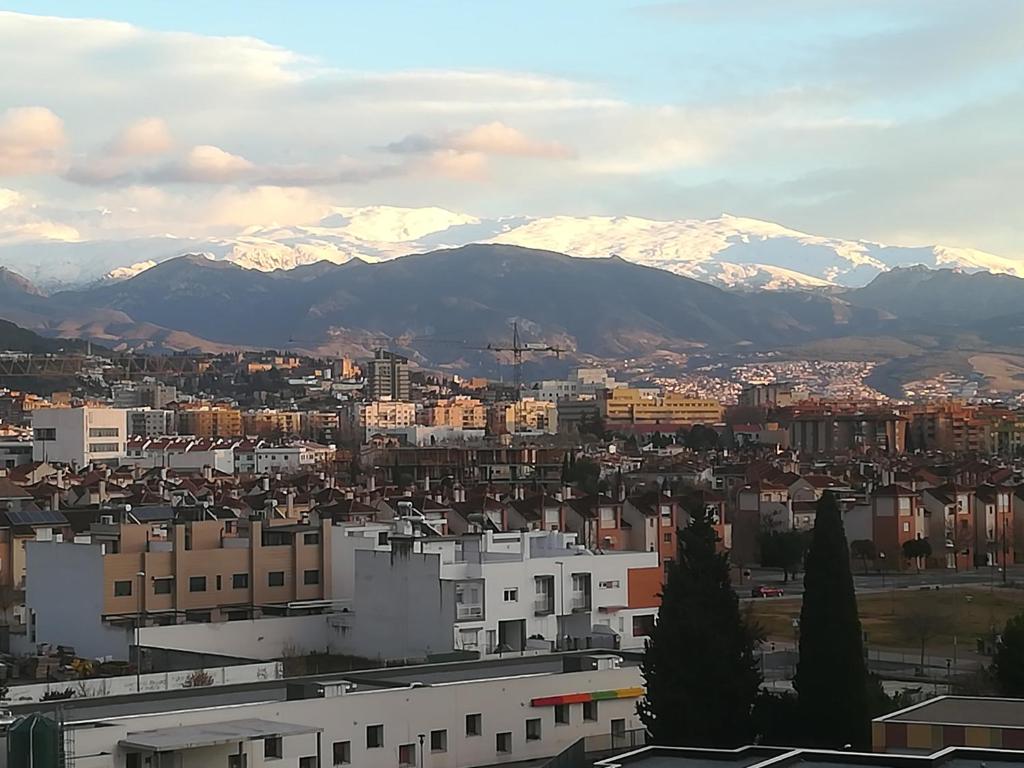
top-left (11, 207), bottom-right (1022, 291)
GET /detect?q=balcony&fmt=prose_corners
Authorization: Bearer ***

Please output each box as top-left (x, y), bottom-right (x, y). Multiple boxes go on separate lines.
top-left (533, 597), bottom-right (554, 616)
top-left (570, 595), bottom-right (592, 613)
top-left (456, 604), bottom-right (483, 621)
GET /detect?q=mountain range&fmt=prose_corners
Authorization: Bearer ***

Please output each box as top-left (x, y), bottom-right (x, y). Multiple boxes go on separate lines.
top-left (1, 207), bottom-right (1021, 292)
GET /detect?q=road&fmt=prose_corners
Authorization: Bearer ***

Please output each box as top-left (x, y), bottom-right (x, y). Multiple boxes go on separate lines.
top-left (738, 564), bottom-right (1023, 599)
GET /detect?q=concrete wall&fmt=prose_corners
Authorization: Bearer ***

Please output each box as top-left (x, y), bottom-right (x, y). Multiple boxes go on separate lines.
top-left (23, 540), bottom-right (130, 659)
top-left (139, 614), bottom-right (334, 660)
top-left (351, 548), bottom-right (456, 661)
top-left (4, 661), bottom-right (283, 704)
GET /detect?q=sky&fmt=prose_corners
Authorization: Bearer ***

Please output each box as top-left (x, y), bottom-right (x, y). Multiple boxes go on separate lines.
top-left (1, 1), bottom-right (1022, 255)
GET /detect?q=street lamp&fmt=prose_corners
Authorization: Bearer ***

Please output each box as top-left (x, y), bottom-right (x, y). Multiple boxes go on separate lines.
top-left (878, 552), bottom-right (886, 588)
top-left (135, 569), bottom-right (145, 692)
top-left (555, 560), bottom-right (566, 650)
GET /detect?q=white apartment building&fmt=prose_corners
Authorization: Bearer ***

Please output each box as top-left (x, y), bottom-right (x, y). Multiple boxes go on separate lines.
top-left (128, 408), bottom-right (177, 438)
top-left (350, 530), bottom-right (661, 661)
top-left (125, 437), bottom-right (237, 475)
top-left (31, 407), bottom-right (128, 466)
top-left (254, 444), bottom-right (316, 474)
top-left (49, 653), bottom-right (645, 768)
top-left (534, 368), bottom-right (622, 403)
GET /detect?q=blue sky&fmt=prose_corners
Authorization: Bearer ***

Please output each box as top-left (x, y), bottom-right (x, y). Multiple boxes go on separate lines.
top-left (0, 1), bottom-right (1022, 255)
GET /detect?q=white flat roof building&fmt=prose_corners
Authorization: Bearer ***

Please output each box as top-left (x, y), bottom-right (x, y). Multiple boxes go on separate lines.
top-left (31, 407), bottom-right (128, 466)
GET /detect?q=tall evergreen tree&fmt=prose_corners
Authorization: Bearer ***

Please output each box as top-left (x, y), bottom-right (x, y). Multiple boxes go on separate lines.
top-left (992, 612), bottom-right (1024, 696)
top-left (638, 507), bottom-right (761, 747)
top-left (794, 492), bottom-right (871, 749)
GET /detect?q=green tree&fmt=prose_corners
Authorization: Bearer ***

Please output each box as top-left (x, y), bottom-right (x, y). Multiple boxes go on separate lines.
top-left (794, 492), bottom-right (872, 749)
top-left (638, 508), bottom-right (762, 747)
top-left (759, 529), bottom-right (808, 582)
top-left (850, 539), bottom-right (877, 575)
top-left (992, 612), bottom-right (1024, 696)
top-left (902, 538), bottom-right (932, 574)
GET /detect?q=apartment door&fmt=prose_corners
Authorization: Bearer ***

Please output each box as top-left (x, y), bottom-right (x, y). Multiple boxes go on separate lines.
top-left (497, 619), bottom-right (526, 653)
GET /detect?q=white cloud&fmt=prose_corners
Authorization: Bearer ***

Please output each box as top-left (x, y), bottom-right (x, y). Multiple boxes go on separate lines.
top-left (0, 106), bottom-right (66, 175)
top-left (109, 117), bottom-right (174, 156)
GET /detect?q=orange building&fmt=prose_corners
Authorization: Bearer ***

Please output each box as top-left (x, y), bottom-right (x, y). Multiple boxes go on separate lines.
top-left (177, 406), bottom-right (242, 438)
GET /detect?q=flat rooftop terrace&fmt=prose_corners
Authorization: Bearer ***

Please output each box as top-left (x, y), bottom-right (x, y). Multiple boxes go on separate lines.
top-left (881, 696), bottom-right (1024, 728)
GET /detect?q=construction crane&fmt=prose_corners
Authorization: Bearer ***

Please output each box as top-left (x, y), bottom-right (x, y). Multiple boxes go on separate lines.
top-left (486, 322), bottom-right (565, 433)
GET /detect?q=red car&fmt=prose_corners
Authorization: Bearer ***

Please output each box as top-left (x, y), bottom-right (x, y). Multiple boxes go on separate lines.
top-left (751, 585), bottom-right (784, 598)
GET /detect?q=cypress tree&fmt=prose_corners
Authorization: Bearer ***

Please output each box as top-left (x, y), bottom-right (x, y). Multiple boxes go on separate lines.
top-left (638, 507), bottom-right (761, 747)
top-left (794, 492), bottom-right (871, 749)
top-left (993, 612), bottom-right (1024, 696)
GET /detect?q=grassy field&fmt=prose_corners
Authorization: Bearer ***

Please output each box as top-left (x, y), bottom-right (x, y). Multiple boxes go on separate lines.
top-left (749, 586), bottom-right (1024, 653)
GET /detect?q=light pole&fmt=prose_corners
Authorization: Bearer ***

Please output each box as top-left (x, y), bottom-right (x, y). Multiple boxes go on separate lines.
top-left (135, 569), bottom-right (145, 692)
top-left (555, 560), bottom-right (565, 650)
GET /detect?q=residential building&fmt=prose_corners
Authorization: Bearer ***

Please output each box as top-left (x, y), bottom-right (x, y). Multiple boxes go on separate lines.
top-left (364, 349), bottom-right (410, 401)
top-left (871, 484), bottom-right (927, 562)
top-left (922, 485), bottom-right (975, 570)
top-left (177, 406), bottom-right (242, 439)
top-left (31, 407), bottom-right (128, 466)
top-left (0, 433), bottom-right (32, 469)
top-left (784, 409), bottom-right (906, 455)
top-left (243, 410), bottom-right (305, 439)
top-left (738, 382), bottom-right (796, 408)
top-left (492, 398), bottom-right (559, 434)
top-left (973, 484), bottom-right (1014, 568)
top-left (422, 396), bottom-right (487, 429)
top-left (366, 445), bottom-right (567, 488)
top-left (356, 400), bottom-right (417, 435)
top-left (128, 408), bottom-right (177, 438)
top-left (23, 516), bottom-right (332, 658)
top-left (598, 389), bottom-right (722, 429)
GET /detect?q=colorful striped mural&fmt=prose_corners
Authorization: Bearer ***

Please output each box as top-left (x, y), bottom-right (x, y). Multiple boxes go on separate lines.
top-left (530, 687), bottom-right (644, 707)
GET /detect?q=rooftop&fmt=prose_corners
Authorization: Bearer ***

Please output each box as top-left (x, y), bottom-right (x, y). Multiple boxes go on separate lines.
top-left (880, 696), bottom-right (1024, 728)
top-left (120, 718), bottom-right (319, 752)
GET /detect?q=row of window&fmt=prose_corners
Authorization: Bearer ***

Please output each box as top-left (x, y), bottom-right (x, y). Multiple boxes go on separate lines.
top-left (113, 570), bottom-right (320, 597)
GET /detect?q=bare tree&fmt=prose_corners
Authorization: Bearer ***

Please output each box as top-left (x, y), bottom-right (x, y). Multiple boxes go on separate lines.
top-left (895, 602), bottom-right (950, 671)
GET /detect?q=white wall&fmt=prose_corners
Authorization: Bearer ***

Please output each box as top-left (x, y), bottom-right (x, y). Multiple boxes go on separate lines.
top-left (22, 540), bottom-right (131, 659)
top-left (32, 408), bottom-right (128, 466)
top-left (139, 614), bottom-right (335, 660)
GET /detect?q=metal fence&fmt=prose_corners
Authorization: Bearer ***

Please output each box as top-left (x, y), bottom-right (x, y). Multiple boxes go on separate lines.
top-left (540, 728), bottom-right (649, 768)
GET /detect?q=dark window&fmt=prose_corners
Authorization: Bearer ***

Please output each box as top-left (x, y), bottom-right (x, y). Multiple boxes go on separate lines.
top-left (332, 740), bottom-right (351, 765)
top-left (232, 573), bottom-right (249, 589)
top-left (398, 744), bottom-right (415, 767)
top-left (526, 718), bottom-right (542, 741)
top-left (496, 732), bottom-right (512, 753)
top-left (299, 759), bottom-right (315, 768)
top-left (264, 736), bottom-right (282, 759)
top-left (430, 729), bottom-right (447, 753)
top-left (216, 574), bottom-right (222, 591)
top-left (188, 576), bottom-right (206, 593)
top-left (303, 569), bottom-right (320, 585)
top-left (366, 724), bottom-right (383, 749)
top-left (153, 578), bottom-right (173, 595)
top-left (555, 703), bottom-right (570, 725)
top-left (228, 756), bottom-right (246, 768)
top-left (113, 580), bottom-right (132, 597)
top-left (663, 532), bottom-right (672, 543)
top-left (466, 713), bottom-right (482, 736)
top-left (633, 614), bottom-right (655, 637)
top-left (268, 571), bottom-right (285, 587)
top-left (126, 753), bottom-right (142, 768)
top-left (583, 700), bottom-right (598, 722)
top-left (303, 532), bottom-right (320, 545)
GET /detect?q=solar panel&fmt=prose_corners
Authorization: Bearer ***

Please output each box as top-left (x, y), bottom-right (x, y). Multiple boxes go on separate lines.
top-left (6, 508), bottom-right (68, 527)
top-left (131, 506), bottom-right (175, 522)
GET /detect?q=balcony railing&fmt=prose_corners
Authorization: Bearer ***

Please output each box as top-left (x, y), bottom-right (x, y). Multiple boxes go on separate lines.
top-left (534, 598), bottom-right (554, 616)
top-left (456, 604), bottom-right (483, 621)
top-left (570, 595), bottom-right (592, 612)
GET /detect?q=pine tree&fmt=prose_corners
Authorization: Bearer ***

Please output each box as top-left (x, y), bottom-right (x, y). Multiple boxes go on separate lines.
top-left (638, 507), bottom-right (762, 747)
top-left (993, 612), bottom-right (1024, 696)
top-left (794, 492), bottom-right (871, 749)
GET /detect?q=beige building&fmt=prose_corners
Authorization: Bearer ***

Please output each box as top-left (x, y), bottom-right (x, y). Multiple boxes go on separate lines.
top-left (491, 398), bottom-right (559, 434)
top-left (422, 396), bottom-right (487, 429)
top-left (357, 400), bottom-right (417, 432)
top-left (243, 410), bottom-right (305, 438)
top-left (598, 388), bottom-right (723, 427)
top-left (177, 406), bottom-right (242, 439)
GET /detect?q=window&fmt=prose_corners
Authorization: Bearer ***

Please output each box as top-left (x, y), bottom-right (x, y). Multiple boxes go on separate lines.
top-left (216, 575), bottom-right (222, 591)
top-left (232, 573), bottom-right (249, 589)
top-left (377, 531), bottom-right (389, 546)
top-left (188, 576), bottom-right (206, 592)
top-left (264, 736), bottom-right (282, 759)
top-left (902, 521), bottom-right (910, 532)
top-left (89, 427), bottom-right (119, 437)
top-left (526, 718), bottom-right (542, 741)
top-left (633, 614), bottom-right (655, 637)
top-left (113, 580), bottom-right (132, 597)
top-left (33, 427), bottom-right (56, 441)
top-left (268, 571), bottom-right (285, 587)
top-left (88, 442), bottom-right (120, 453)
top-left (503, 587), bottom-right (518, 602)
top-left (496, 732), bottom-right (512, 753)
top-left (228, 756), bottom-right (247, 768)
top-left (153, 578), bottom-right (173, 595)
top-left (466, 713), bottom-right (482, 736)
top-left (303, 569), bottom-right (320, 585)
top-left (366, 724), bottom-right (384, 749)
top-left (430, 729), bottom-right (447, 753)
top-left (663, 533), bottom-right (672, 543)
top-left (303, 532), bottom-right (320, 545)
top-left (583, 700), bottom-right (598, 722)
top-left (555, 703), bottom-right (570, 725)
top-left (126, 753), bottom-right (142, 768)
top-left (299, 759), bottom-right (316, 768)
top-left (611, 719), bottom-right (626, 739)
top-left (332, 741), bottom-right (351, 765)
top-left (398, 744), bottom-right (416, 767)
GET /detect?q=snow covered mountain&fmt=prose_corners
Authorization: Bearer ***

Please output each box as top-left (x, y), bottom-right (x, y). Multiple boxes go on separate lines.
top-left (0, 206), bottom-right (1020, 290)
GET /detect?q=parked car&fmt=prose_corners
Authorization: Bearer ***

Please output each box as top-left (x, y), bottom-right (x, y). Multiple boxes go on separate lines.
top-left (751, 585), bottom-right (784, 598)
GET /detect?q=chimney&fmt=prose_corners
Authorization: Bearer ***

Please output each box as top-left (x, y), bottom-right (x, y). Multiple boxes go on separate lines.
top-left (98, 479), bottom-right (107, 504)
top-left (50, 489), bottom-right (60, 512)
top-left (286, 491), bottom-right (295, 517)
top-left (424, 474), bottom-right (431, 492)
top-left (618, 482), bottom-right (626, 503)
top-left (368, 474), bottom-right (376, 492)
top-left (262, 476), bottom-right (271, 492)
top-left (203, 465), bottom-right (213, 482)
